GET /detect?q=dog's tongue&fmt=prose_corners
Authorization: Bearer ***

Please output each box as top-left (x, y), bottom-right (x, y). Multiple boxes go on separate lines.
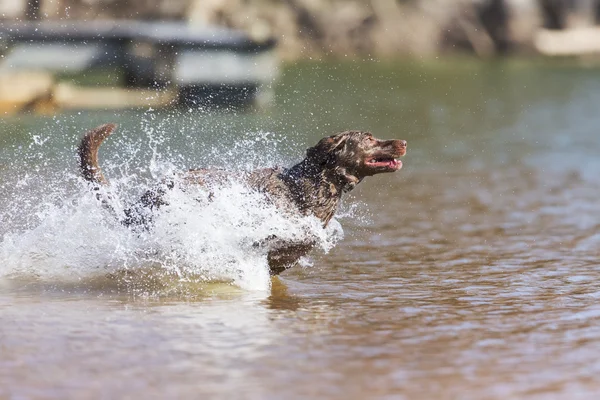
top-left (384, 159), bottom-right (402, 169)
top-left (368, 158), bottom-right (402, 170)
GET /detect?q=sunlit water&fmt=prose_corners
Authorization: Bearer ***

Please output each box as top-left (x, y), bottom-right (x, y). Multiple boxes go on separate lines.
top-left (1, 60), bottom-right (600, 399)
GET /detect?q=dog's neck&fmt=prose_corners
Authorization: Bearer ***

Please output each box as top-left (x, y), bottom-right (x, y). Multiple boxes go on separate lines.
top-left (281, 159), bottom-right (361, 225)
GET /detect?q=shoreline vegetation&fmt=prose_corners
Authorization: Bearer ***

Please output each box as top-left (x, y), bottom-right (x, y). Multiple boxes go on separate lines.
top-left (6, 0), bottom-right (600, 60)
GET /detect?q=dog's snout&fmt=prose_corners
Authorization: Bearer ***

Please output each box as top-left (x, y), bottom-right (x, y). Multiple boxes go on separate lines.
top-left (393, 139), bottom-right (407, 156)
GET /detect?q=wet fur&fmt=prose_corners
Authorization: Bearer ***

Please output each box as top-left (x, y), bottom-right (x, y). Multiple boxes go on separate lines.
top-left (78, 124), bottom-right (406, 275)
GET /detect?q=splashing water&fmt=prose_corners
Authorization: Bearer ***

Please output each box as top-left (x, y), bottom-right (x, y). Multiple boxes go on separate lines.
top-left (0, 117), bottom-right (345, 292)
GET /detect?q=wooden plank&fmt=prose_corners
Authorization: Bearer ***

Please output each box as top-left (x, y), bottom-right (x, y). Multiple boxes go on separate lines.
top-left (53, 83), bottom-right (177, 110)
top-left (0, 71), bottom-right (54, 114)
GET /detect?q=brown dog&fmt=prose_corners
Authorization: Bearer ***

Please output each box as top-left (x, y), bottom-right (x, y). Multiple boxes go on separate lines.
top-left (78, 124), bottom-right (407, 275)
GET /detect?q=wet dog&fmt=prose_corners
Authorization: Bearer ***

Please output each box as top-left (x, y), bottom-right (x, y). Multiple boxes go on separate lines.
top-left (78, 124), bottom-right (407, 275)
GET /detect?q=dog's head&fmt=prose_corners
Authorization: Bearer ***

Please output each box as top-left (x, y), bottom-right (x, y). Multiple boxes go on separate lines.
top-left (306, 131), bottom-right (407, 184)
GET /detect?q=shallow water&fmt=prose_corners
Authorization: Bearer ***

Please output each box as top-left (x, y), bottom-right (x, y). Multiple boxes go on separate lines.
top-left (2, 60), bottom-right (600, 399)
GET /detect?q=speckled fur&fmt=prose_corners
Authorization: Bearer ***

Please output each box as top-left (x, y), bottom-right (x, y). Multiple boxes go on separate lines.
top-left (78, 125), bottom-right (407, 275)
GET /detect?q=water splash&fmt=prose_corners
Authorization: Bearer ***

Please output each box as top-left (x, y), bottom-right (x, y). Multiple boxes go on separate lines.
top-left (0, 117), bottom-right (345, 293)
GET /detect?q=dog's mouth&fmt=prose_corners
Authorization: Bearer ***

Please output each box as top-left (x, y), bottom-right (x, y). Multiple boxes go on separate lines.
top-left (366, 156), bottom-right (402, 170)
top-left (365, 140), bottom-right (407, 172)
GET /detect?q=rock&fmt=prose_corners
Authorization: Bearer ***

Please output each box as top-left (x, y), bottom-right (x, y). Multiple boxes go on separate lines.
top-left (6, 0), bottom-right (593, 59)
top-left (0, 71), bottom-right (55, 115)
top-left (53, 83), bottom-right (177, 110)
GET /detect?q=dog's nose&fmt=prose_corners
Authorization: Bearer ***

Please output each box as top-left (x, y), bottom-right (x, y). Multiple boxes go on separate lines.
top-left (399, 140), bottom-right (407, 147)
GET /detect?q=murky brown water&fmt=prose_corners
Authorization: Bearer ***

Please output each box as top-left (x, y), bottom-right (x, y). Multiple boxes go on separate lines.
top-left (2, 60), bottom-right (600, 399)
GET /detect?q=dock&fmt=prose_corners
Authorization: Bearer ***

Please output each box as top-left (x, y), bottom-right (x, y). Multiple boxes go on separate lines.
top-left (0, 21), bottom-right (278, 114)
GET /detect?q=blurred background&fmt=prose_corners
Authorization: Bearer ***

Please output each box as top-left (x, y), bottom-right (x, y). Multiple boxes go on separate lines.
top-left (1, 0), bottom-right (600, 112)
top-left (2, 1), bottom-right (600, 399)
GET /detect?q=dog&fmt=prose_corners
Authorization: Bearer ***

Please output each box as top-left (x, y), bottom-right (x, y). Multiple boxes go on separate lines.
top-left (78, 124), bottom-right (407, 275)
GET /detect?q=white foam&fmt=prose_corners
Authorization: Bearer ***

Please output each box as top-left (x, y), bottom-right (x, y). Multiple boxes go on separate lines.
top-left (0, 125), bottom-right (344, 292)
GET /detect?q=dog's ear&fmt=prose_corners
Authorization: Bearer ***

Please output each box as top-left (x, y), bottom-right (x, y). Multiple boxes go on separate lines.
top-left (335, 167), bottom-right (362, 192)
top-left (306, 133), bottom-right (349, 166)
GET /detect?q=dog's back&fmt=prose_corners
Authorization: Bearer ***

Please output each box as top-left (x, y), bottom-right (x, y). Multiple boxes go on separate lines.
top-left (76, 124), bottom-right (406, 274)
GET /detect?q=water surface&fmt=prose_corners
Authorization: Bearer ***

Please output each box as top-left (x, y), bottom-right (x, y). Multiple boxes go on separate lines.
top-left (1, 60), bottom-right (600, 399)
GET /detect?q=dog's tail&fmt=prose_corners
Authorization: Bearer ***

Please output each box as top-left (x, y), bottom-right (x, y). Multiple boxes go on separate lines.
top-left (78, 123), bottom-right (116, 186)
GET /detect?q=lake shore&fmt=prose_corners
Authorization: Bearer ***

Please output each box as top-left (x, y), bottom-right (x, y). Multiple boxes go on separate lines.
top-left (9, 0), bottom-right (600, 60)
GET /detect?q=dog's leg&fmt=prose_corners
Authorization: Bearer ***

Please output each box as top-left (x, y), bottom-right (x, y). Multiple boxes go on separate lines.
top-left (253, 235), bottom-right (317, 275)
top-left (122, 183), bottom-right (172, 229)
